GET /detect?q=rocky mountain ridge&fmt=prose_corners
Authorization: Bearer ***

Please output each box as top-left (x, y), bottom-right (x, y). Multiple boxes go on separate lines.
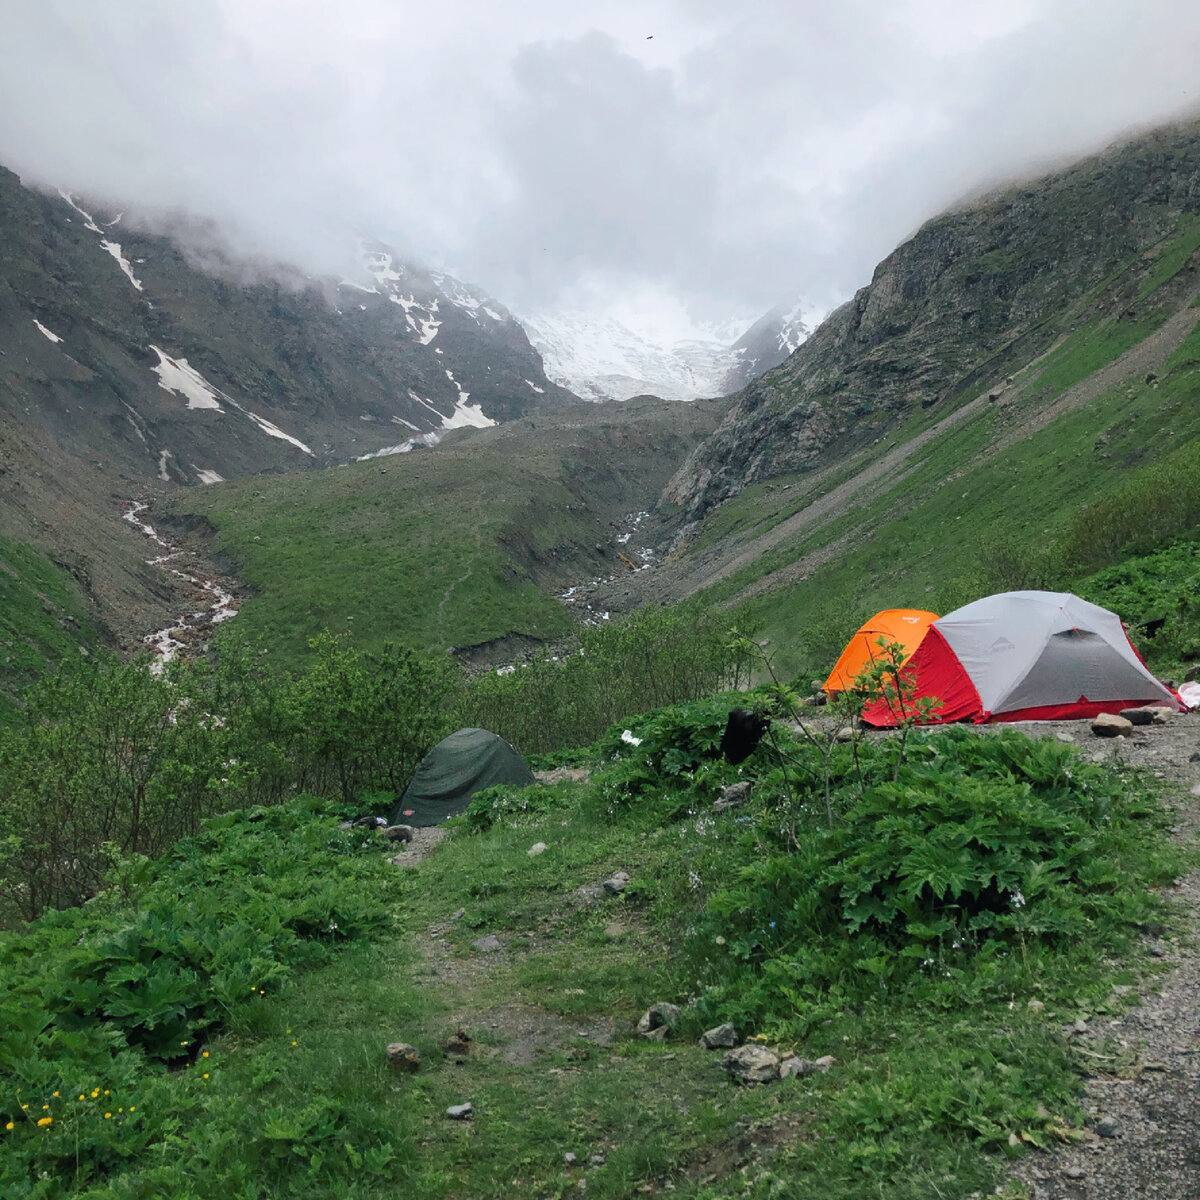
top-left (667, 120), bottom-right (1200, 517)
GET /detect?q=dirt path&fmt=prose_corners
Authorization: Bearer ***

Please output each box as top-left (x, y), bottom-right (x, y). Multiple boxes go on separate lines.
top-left (1007, 712), bottom-right (1200, 1200)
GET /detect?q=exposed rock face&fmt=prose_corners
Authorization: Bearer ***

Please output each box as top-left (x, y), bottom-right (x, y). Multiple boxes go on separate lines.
top-left (666, 122), bottom-right (1200, 517)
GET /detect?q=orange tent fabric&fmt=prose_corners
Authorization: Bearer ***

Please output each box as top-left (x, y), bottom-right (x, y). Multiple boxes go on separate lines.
top-left (823, 609), bottom-right (939, 693)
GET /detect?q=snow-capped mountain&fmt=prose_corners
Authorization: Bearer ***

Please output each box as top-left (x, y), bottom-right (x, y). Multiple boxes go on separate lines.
top-left (519, 301), bottom-right (812, 403)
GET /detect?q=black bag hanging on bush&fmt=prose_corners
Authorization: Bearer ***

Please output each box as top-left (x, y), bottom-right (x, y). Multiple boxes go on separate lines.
top-left (720, 708), bottom-right (768, 765)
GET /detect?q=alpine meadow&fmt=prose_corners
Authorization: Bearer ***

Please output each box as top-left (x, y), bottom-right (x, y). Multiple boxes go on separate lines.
top-left (4, 19), bottom-right (1200, 1199)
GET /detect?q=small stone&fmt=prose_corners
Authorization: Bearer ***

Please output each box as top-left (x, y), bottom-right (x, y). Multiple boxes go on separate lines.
top-left (720, 1044), bottom-right (781, 1083)
top-left (715, 782), bottom-right (752, 811)
top-left (472, 935), bottom-right (503, 953)
top-left (1065, 1166), bottom-right (1085, 1179)
top-left (779, 1057), bottom-right (811, 1079)
top-left (1119, 708), bottom-right (1155, 726)
top-left (1055, 732), bottom-right (1075, 743)
top-left (440, 1029), bottom-right (472, 1058)
top-left (603, 922), bottom-right (626, 940)
top-left (564, 1152), bottom-right (578, 1165)
top-left (835, 727), bottom-right (856, 742)
top-left (446, 1102), bottom-right (473, 1120)
top-left (813, 1055), bottom-right (837, 1071)
top-left (1092, 713), bottom-right (1133, 738)
top-left (637, 1002), bottom-right (682, 1037)
top-left (528, 842), bottom-right (548, 856)
top-left (383, 824), bottom-right (414, 842)
top-left (1027, 999), bottom-right (1046, 1012)
top-left (1094, 1115), bottom-right (1119, 1139)
top-left (450, 908), bottom-right (466, 921)
top-left (1191, 783), bottom-right (1200, 797)
top-left (385, 1042), bottom-right (421, 1072)
top-left (589, 1154), bottom-right (606, 1166)
top-left (603, 871), bottom-right (631, 895)
top-left (1148, 941), bottom-right (1166, 957)
top-left (1072, 1019), bottom-right (1089, 1034)
top-left (698, 1022), bottom-right (738, 1049)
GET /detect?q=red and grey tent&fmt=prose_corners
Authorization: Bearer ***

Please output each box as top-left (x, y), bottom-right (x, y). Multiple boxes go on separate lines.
top-left (863, 590), bottom-right (1182, 727)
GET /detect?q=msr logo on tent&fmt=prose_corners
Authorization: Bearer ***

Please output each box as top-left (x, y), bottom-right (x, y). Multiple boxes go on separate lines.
top-left (989, 637), bottom-right (1015, 653)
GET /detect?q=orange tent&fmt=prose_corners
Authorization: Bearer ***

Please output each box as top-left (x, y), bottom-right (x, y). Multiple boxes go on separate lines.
top-left (823, 609), bottom-right (939, 693)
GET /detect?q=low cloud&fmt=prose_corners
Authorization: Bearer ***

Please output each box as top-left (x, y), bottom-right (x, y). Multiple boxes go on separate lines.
top-left (2, 0), bottom-right (1198, 333)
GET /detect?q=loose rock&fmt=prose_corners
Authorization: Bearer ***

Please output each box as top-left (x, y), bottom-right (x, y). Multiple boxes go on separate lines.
top-left (528, 842), bottom-right (549, 856)
top-left (472, 934), bottom-right (503, 953)
top-left (636, 1002), bottom-right (682, 1037)
top-left (721, 1044), bottom-right (781, 1083)
top-left (602, 871), bottom-right (631, 895)
top-left (1119, 708), bottom-right (1156, 727)
top-left (714, 782), bottom-right (752, 813)
top-left (698, 1022), bottom-right (738, 1049)
top-left (385, 1042), bottom-right (421, 1072)
top-left (440, 1029), bottom-right (472, 1058)
top-left (1094, 1114), bottom-right (1120, 1139)
top-left (1092, 713), bottom-right (1134, 738)
top-left (446, 1102), bottom-right (473, 1120)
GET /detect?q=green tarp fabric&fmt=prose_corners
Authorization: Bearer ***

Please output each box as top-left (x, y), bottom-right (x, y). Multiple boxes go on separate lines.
top-left (389, 727), bottom-right (534, 826)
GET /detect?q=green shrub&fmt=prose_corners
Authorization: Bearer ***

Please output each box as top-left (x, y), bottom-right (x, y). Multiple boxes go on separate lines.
top-left (0, 800), bottom-right (402, 1196)
top-left (461, 605), bottom-right (754, 754)
top-left (694, 727), bottom-right (1177, 1028)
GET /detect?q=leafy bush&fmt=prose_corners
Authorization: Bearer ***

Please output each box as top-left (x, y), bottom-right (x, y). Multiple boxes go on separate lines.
top-left (695, 727), bottom-right (1177, 1028)
top-left (0, 635), bottom-right (457, 922)
top-left (465, 783), bottom-right (560, 832)
top-left (0, 800), bottom-right (402, 1196)
top-left (1076, 540), bottom-right (1200, 664)
top-left (462, 605), bottom-right (754, 754)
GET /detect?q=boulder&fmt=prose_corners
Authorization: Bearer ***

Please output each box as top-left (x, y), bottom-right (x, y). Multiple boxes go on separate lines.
top-left (714, 782), bottom-right (752, 813)
top-left (385, 1042), bottom-right (421, 1072)
top-left (602, 871), bottom-right (631, 895)
top-left (698, 1022), bottom-right (738, 1049)
top-left (636, 1002), bottom-right (682, 1038)
top-left (1092, 713), bottom-right (1133, 738)
top-left (721, 1044), bottom-right (780, 1083)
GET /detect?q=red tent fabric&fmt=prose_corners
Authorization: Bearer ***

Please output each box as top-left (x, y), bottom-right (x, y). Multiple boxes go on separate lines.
top-left (863, 591), bottom-right (1181, 727)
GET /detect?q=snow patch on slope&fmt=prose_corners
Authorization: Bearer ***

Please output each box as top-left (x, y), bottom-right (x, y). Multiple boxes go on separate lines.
top-left (33, 319), bottom-right (62, 343)
top-left (151, 346), bottom-right (223, 410)
top-left (58, 191), bottom-right (144, 291)
top-left (149, 346), bottom-right (314, 454)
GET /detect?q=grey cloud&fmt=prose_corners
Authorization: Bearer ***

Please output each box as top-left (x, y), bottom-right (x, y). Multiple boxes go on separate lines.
top-left (1, 0), bottom-right (1199, 331)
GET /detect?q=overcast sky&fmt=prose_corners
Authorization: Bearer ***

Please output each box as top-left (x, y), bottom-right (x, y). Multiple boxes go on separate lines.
top-left (3, 0), bottom-right (1199, 341)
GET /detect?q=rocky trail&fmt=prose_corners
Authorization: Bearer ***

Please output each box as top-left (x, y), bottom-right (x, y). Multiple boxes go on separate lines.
top-left (1007, 712), bottom-right (1200, 1200)
top-left (385, 713), bottom-right (1200, 1197)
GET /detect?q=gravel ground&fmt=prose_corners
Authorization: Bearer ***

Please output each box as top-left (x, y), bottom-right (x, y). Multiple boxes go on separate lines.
top-left (1006, 710), bottom-right (1200, 1200)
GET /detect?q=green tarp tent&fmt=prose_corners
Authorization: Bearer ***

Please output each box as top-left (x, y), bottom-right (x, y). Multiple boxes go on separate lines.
top-left (388, 727), bottom-right (534, 826)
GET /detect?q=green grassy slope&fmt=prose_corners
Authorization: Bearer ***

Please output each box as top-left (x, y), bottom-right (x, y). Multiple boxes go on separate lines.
top-left (0, 537), bottom-right (99, 724)
top-left (161, 398), bottom-right (723, 668)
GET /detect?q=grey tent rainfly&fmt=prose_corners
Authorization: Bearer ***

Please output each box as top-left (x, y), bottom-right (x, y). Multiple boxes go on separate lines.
top-left (389, 727), bottom-right (534, 826)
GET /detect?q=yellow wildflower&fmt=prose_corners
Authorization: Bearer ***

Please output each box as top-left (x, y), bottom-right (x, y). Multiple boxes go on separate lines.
top-left (129, 1107), bottom-right (136, 1113)
top-left (202, 1073), bottom-right (209, 1080)
top-left (37, 1117), bottom-right (53, 1127)
top-left (78, 1095), bottom-right (85, 1101)
top-left (202, 1051), bottom-right (209, 1058)
top-left (291, 1040), bottom-right (298, 1047)
top-left (103, 1090), bottom-right (110, 1096)
top-left (52, 1091), bottom-right (59, 1098)
top-left (5, 1121), bottom-right (13, 1131)
top-left (104, 1113), bottom-right (112, 1119)
top-left (42, 1105), bottom-right (49, 1110)
top-left (91, 1089), bottom-right (99, 1098)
